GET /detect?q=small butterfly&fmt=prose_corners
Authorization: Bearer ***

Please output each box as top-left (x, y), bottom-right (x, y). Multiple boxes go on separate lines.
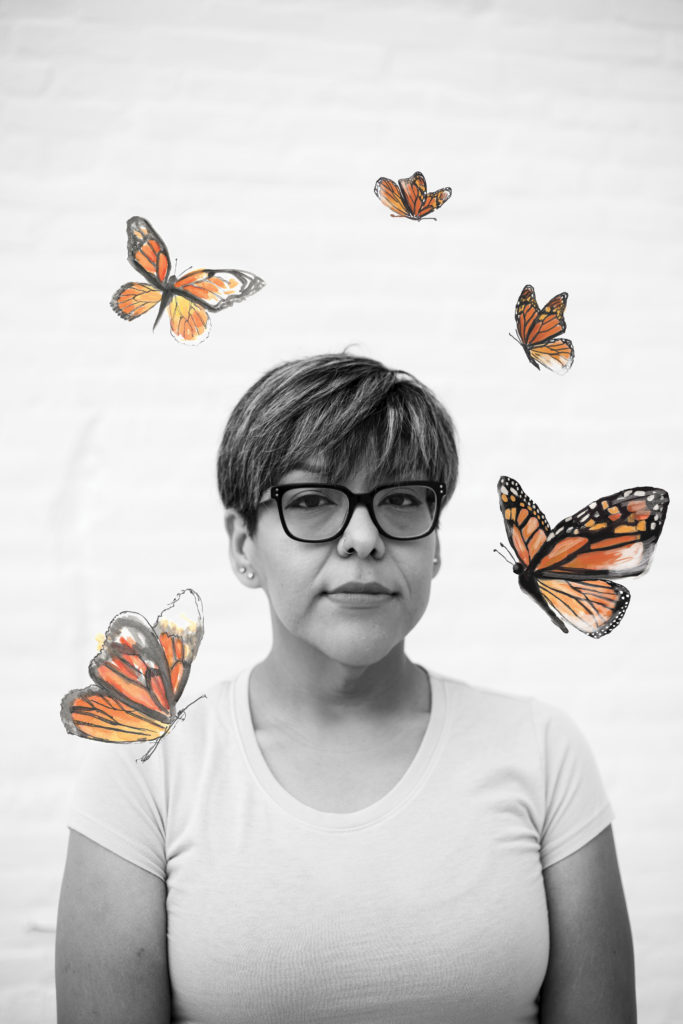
top-left (496, 477), bottom-right (669, 637)
top-left (512, 284), bottom-right (575, 374)
top-left (61, 589), bottom-right (204, 760)
top-left (111, 216), bottom-right (265, 345)
top-left (374, 171), bottom-right (452, 221)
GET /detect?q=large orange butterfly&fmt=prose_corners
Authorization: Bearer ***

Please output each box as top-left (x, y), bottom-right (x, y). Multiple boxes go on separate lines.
top-left (512, 284), bottom-right (575, 374)
top-left (61, 589), bottom-right (204, 760)
top-left (497, 477), bottom-right (669, 637)
top-left (111, 217), bottom-right (265, 345)
top-left (374, 171), bottom-right (452, 221)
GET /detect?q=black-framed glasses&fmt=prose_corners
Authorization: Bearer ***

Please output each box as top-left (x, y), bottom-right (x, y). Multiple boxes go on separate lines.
top-left (268, 481), bottom-right (446, 543)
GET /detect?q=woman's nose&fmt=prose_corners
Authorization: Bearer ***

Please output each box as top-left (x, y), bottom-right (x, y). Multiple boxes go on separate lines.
top-left (336, 505), bottom-right (385, 559)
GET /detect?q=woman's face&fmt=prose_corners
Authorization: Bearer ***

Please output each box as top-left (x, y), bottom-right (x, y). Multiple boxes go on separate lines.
top-left (236, 466), bottom-right (440, 669)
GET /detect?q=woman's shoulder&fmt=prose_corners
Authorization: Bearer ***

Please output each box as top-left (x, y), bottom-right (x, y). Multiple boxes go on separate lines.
top-left (429, 671), bottom-right (589, 753)
top-left (430, 670), bottom-right (537, 717)
top-left (428, 672), bottom-right (612, 856)
top-left (67, 671), bottom-right (247, 858)
top-left (69, 671), bottom-right (245, 789)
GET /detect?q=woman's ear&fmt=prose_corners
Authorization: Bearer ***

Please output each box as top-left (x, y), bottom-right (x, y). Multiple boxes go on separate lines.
top-left (224, 510), bottom-right (260, 587)
top-left (432, 533), bottom-right (441, 577)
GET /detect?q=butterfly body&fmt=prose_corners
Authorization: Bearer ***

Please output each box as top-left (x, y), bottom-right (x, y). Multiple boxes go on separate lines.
top-left (61, 589), bottom-right (204, 760)
top-left (497, 477), bottom-right (669, 637)
top-left (374, 171), bottom-right (452, 221)
top-left (111, 217), bottom-right (264, 345)
top-left (513, 284), bottom-right (574, 374)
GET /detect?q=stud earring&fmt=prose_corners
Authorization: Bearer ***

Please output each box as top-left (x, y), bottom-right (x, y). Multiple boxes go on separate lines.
top-left (246, 571), bottom-right (255, 580)
top-left (433, 558), bottom-right (439, 565)
top-left (239, 566), bottom-right (246, 574)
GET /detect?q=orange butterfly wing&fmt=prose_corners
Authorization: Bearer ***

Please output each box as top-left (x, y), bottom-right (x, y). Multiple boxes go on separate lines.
top-left (524, 337), bottom-right (574, 374)
top-left (167, 268), bottom-right (266, 345)
top-left (514, 285), bottom-right (574, 374)
top-left (498, 476), bottom-right (552, 568)
top-left (61, 589), bottom-right (204, 757)
top-left (64, 691), bottom-right (171, 744)
top-left (125, 216), bottom-right (171, 286)
top-left (374, 177), bottom-right (411, 217)
top-left (535, 488), bottom-right (669, 579)
top-left (535, 578), bottom-right (630, 638)
top-left (111, 282), bottom-right (164, 321)
top-left (153, 589), bottom-right (204, 701)
top-left (166, 294), bottom-right (210, 345)
top-left (374, 172), bottom-right (451, 220)
top-left (498, 477), bottom-right (669, 637)
top-left (173, 268), bottom-right (266, 311)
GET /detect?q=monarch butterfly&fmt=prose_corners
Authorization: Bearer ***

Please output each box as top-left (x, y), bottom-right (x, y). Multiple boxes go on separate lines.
top-left (61, 589), bottom-right (204, 761)
top-left (512, 284), bottom-right (575, 374)
top-left (497, 477), bottom-right (669, 637)
top-left (374, 171), bottom-right (452, 221)
top-left (111, 216), bottom-right (265, 345)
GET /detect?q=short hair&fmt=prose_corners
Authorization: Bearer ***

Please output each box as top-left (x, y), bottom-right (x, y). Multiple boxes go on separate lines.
top-left (217, 352), bottom-right (459, 533)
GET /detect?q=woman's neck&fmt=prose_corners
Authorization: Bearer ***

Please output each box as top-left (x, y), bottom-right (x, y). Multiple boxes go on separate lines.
top-left (249, 639), bottom-right (429, 737)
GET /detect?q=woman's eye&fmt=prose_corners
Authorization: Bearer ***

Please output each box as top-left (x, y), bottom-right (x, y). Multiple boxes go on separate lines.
top-left (381, 491), bottom-right (420, 509)
top-left (286, 492), bottom-right (335, 510)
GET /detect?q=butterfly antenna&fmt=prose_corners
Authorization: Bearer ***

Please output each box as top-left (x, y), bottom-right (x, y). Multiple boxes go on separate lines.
top-left (137, 733), bottom-right (165, 763)
top-left (493, 542), bottom-right (516, 567)
top-left (135, 694), bottom-right (206, 764)
top-left (177, 694), bottom-right (207, 719)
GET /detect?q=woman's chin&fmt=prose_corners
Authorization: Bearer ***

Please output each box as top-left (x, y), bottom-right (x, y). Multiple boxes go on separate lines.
top-left (322, 644), bottom-right (394, 670)
top-left (303, 622), bottom-right (407, 670)
top-left (270, 602), bottom-right (425, 671)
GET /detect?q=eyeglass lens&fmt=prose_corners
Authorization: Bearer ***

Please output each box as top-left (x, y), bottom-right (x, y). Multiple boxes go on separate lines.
top-left (279, 485), bottom-right (438, 541)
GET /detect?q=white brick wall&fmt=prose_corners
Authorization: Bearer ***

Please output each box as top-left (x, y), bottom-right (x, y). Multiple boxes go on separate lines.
top-left (1, 0), bottom-right (682, 1020)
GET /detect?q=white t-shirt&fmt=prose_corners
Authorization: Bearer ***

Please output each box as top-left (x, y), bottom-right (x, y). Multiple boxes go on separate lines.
top-left (68, 670), bottom-right (613, 1024)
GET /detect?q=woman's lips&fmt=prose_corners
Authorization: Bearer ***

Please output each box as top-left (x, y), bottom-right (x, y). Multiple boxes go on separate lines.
top-left (327, 582), bottom-right (393, 594)
top-left (324, 583), bottom-right (395, 606)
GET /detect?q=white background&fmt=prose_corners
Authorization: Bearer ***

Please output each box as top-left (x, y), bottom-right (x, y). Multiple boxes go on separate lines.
top-left (1, 0), bottom-right (682, 1020)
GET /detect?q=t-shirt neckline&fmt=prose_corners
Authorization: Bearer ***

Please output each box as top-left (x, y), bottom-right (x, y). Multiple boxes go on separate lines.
top-left (231, 667), bottom-right (447, 831)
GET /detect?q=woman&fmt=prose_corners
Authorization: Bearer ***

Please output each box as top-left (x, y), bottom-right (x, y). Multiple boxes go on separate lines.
top-left (56, 352), bottom-right (636, 1023)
